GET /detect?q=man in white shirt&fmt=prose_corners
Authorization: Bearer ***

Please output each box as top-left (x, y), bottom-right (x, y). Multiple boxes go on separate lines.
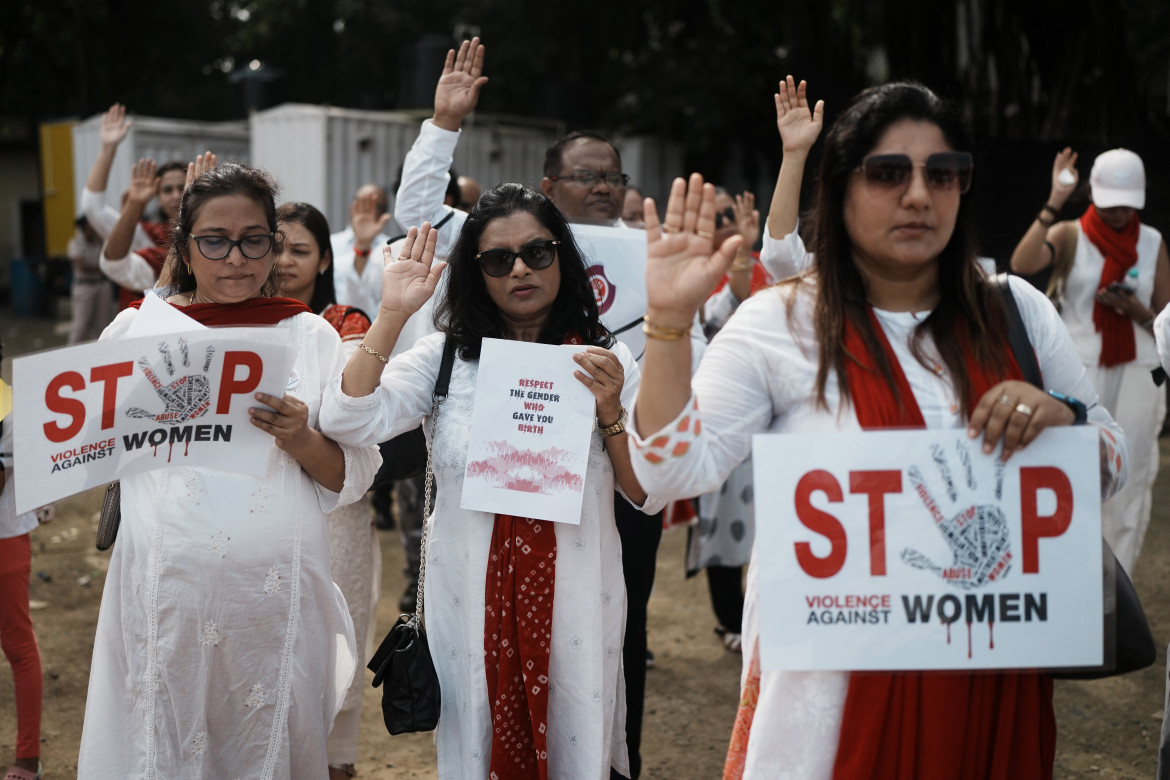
top-left (329, 184), bottom-right (395, 317)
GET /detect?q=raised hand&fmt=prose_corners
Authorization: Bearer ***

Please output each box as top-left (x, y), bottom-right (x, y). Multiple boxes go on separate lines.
top-left (1048, 147), bottom-right (1078, 208)
top-left (735, 190), bottom-right (761, 248)
top-left (127, 158), bottom-right (161, 206)
top-left (99, 103), bottom-right (132, 147)
top-left (644, 173), bottom-right (744, 324)
top-left (379, 223), bottom-right (445, 318)
top-left (775, 76), bottom-right (824, 154)
top-left (351, 190), bottom-right (392, 248)
top-left (433, 36), bottom-right (488, 131)
top-left (185, 151), bottom-right (218, 191)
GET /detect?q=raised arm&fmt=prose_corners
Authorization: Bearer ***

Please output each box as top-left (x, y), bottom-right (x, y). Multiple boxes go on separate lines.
top-left (340, 223), bottom-right (445, 397)
top-left (767, 76), bottom-right (823, 241)
top-left (395, 37), bottom-right (486, 260)
top-left (85, 104), bottom-right (131, 195)
top-left (1009, 147), bottom-right (1079, 275)
top-left (635, 174), bottom-right (743, 436)
top-left (104, 158), bottom-right (159, 262)
top-left (720, 190), bottom-right (762, 306)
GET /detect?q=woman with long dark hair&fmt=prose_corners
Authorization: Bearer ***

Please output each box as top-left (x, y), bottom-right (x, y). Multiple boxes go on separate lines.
top-left (629, 83), bottom-right (1128, 778)
top-left (321, 183), bottom-right (664, 779)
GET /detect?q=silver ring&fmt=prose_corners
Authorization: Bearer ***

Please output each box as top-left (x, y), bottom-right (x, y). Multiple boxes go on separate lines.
top-left (1013, 403), bottom-right (1034, 417)
top-left (997, 392), bottom-right (1013, 407)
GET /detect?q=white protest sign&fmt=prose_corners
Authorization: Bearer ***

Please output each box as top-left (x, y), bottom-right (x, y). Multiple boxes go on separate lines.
top-left (13, 327), bottom-right (296, 513)
top-left (460, 338), bottom-right (596, 522)
top-left (571, 224), bottom-right (648, 360)
top-left (752, 427), bottom-right (1102, 672)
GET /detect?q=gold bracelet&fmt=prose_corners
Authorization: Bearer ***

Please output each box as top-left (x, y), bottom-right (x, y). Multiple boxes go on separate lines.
top-left (357, 341), bottom-right (389, 364)
top-left (642, 316), bottom-right (692, 341)
top-left (730, 256), bottom-right (754, 272)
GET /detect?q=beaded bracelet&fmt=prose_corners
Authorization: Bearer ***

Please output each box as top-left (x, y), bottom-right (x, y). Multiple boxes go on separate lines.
top-left (357, 341), bottom-right (389, 363)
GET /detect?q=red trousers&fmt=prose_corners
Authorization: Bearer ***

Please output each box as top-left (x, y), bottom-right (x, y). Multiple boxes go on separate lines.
top-left (0, 533), bottom-right (42, 759)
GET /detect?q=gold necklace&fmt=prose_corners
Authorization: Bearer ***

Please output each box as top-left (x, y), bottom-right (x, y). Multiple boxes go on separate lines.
top-left (188, 289), bottom-right (196, 305)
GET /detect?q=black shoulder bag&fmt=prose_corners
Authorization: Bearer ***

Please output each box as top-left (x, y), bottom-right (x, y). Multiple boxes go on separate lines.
top-left (995, 274), bottom-right (1156, 679)
top-left (368, 336), bottom-right (455, 734)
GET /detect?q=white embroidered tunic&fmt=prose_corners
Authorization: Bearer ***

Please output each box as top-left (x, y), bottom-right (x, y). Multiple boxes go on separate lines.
top-left (78, 309), bottom-right (381, 779)
top-left (319, 332), bottom-right (666, 779)
top-left (627, 277), bottom-right (1127, 779)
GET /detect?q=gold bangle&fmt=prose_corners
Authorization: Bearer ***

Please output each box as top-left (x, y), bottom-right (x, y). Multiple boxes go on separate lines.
top-left (357, 341), bottom-right (389, 364)
top-left (730, 257), bottom-right (754, 272)
top-left (642, 316), bottom-right (692, 341)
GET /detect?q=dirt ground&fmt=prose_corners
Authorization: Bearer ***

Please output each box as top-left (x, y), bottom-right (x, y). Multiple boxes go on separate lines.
top-left (1, 315), bottom-right (1167, 778)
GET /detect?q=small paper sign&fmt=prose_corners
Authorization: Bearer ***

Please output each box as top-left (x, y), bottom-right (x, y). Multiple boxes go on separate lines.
top-left (460, 338), bottom-right (596, 522)
top-left (571, 224), bottom-right (649, 360)
top-left (752, 427), bottom-right (1103, 672)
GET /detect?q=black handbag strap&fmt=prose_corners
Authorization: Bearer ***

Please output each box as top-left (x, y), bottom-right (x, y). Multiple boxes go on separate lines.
top-left (994, 273), bottom-right (1043, 388)
top-left (434, 336), bottom-right (456, 400)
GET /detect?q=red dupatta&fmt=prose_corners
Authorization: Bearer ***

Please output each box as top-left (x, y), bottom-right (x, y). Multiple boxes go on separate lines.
top-left (830, 307), bottom-right (1055, 780)
top-left (1081, 205), bottom-right (1141, 367)
top-left (128, 296), bottom-right (312, 326)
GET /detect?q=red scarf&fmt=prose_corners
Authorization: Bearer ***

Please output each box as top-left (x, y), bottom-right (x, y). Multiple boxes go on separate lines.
top-left (118, 222), bottom-right (173, 310)
top-left (1082, 204), bottom-right (1141, 367)
top-left (319, 303), bottom-right (371, 343)
top-left (483, 334), bottom-right (589, 779)
top-left (128, 296), bottom-right (312, 326)
top-left (829, 308), bottom-right (1055, 779)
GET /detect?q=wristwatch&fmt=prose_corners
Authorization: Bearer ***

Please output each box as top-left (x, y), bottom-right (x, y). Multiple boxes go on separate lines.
top-left (598, 407), bottom-right (628, 437)
top-left (1047, 390), bottom-right (1087, 425)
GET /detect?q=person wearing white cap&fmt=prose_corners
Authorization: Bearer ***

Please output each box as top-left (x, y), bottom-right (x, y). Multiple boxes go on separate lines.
top-left (1011, 147), bottom-right (1170, 573)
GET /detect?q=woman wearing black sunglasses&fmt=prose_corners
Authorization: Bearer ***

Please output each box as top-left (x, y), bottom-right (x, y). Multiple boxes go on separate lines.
top-left (321, 182), bottom-right (663, 780)
top-left (628, 83), bottom-right (1127, 778)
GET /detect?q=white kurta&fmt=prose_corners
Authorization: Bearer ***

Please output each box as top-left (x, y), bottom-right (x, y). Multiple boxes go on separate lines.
top-left (78, 309), bottom-right (381, 780)
top-left (628, 276), bottom-right (1127, 779)
top-left (319, 332), bottom-right (666, 780)
top-left (1059, 222), bottom-right (1165, 572)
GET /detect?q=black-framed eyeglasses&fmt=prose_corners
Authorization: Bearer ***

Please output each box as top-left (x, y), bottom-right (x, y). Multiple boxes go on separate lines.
top-left (714, 207), bottom-right (736, 229)
top-left (190, 233), bottom-right (275, 260)
top-left (476, 239), bottom-right (560, 277)
top-left (855, 152), bottom-right (973, 194)
top-left (547, 171), bottom-right (631, 188)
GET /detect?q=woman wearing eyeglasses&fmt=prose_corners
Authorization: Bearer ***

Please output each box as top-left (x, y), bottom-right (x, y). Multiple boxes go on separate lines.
top-left (321, 182), bottom-right (663, 780)
top-left (1009, 148), bottom-right (1169, 575)
top-left (78, 163), bottom-right (380, 778)
top-left (628, 83), bottom-right (1127, 778)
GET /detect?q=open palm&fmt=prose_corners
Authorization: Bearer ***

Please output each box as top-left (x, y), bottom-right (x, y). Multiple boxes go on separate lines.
top-left (644, 174), bottom-right (743, 317)
top-left (775, 76), bottom-right (824, 154)
top-left (433, 37), bottom-right (488, 127)
top-left (380, 223), bottom-right (445, 316)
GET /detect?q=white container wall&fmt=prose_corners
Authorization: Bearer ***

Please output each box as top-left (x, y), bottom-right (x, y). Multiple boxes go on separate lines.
top-left (72, 114), bottom-right (250, 220)
top-left (251, 103), bottom-right (567, 235)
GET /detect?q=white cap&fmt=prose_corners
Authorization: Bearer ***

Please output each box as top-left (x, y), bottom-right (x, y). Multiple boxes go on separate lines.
top-left (1090, 149), bottom-right (1145, 210)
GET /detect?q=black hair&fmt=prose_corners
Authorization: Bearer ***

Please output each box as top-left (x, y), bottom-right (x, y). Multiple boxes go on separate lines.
top-left (276, 202), bottom-right (335, 314)
top-left (434, 182), bottom-right (614, 359)
top-left (808, 81), bottom-right (1005, 411)
top-left (542, 130), bottom-right (621, 178)
top-left (165, 162), bottom-right (283, 297)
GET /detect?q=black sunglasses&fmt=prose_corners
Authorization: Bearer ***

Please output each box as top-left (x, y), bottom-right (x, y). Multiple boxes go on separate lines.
top-left (855, 152), bottom-right (973, 194)
top-left (714, 207), bottom-right (736, 229)
top-left (191, 233), bottom-right (275, 260)
top-left (476, 239), bottom-right (560, 277)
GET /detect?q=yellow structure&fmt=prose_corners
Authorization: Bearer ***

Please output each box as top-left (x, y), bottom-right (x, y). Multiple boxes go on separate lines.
top-left (39, 120), bottom-right (76, 258)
